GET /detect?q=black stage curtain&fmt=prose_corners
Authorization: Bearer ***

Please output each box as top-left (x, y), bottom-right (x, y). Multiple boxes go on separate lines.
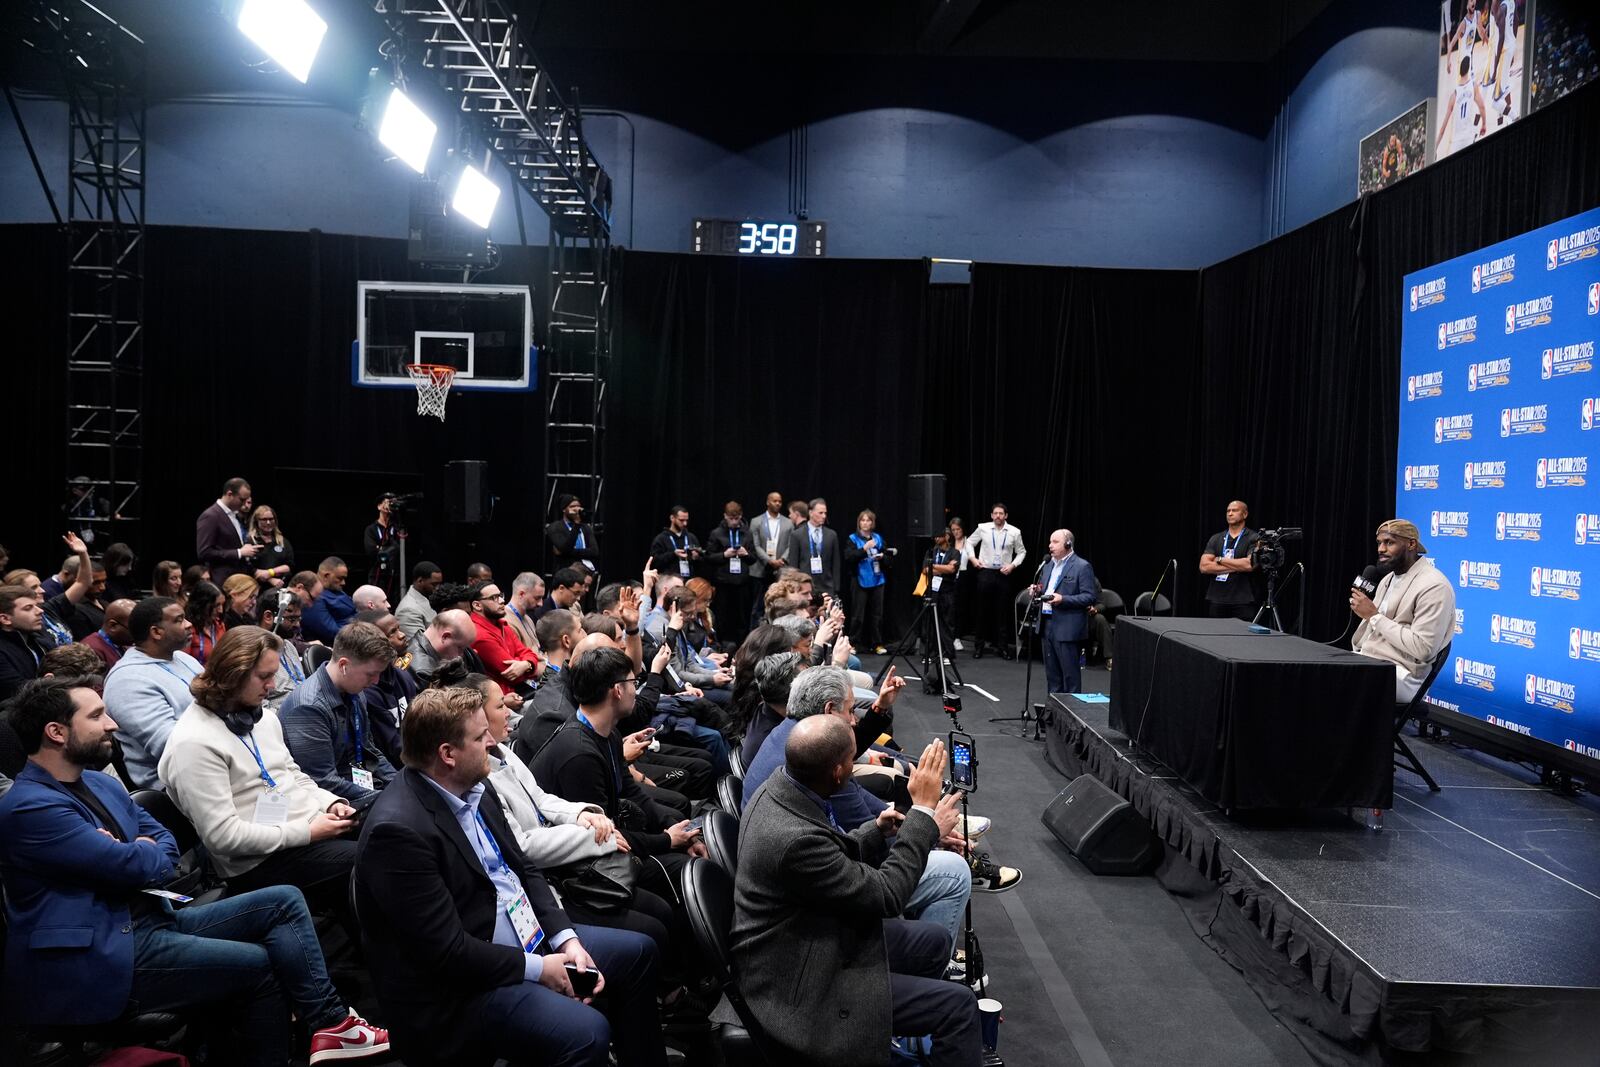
top-left (923, 264), bottom-right (1202, 615)
top-left (608, 250), bottom-right (927, 633)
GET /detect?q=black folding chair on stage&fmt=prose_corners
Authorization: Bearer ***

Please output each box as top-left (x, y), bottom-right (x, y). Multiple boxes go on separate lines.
top-left (1393, 642), bottom-right (1451, 793)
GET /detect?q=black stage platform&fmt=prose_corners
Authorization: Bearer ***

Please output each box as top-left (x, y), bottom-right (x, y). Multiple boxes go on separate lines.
top-left (1045, 694), bottom-right (1600, 1063)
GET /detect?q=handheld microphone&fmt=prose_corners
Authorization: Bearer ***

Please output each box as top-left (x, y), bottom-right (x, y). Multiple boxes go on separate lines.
top-left (1351, 564), bottom-right (1383, 601)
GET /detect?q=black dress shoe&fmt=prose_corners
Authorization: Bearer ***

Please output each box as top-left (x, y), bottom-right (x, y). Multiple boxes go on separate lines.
top-left (972, 646), bottom-right (985, 660)
top-left (998, 648), bottom-right (1015, 661)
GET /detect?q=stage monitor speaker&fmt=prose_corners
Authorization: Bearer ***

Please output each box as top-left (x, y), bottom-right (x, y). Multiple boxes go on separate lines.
top-left (907, 473), bottom-right (945, 537)
top-left (445, 460), bottom-right (489, 523)
top-left (1040, 775), bottom-right (1160, 876)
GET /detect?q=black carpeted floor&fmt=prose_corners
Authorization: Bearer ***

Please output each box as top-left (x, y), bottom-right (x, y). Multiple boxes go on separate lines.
top-left (876, 651), bottom-right (1314, 1067)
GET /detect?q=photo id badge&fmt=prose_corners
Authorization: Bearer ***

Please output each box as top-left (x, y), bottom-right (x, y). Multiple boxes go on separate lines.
top-left (351, 766), bottom-right (375, 791)
top-left (729, 557), bottom-right (742, 575)
top-left (767, 537), bottom-right (778, 558)
top-left (931, 576), bottom-right (943, 592)
top-left (505, 888), bottom-right (545, 953)
top-left (1216, 545), bottom-right (1234, 582)
top-left (253, 790), bottom-right (290, 827)
top-left (810, 555), bottom-right (824, 575)
top-left (679, 559), bottom-right (691, 577)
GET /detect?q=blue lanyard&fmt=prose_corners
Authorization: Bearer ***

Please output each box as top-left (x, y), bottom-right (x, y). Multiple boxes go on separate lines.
top-left (471, 808), bottom-right (510, 872)
top-left (569, 522), bottom-right (585, 550)
top-left (991, 528), bottom-right (1006, 555)
top-left (507, 602), bottom-right (526, 626)
top-left (1049, 558), bottom-right (1067, 591)
top-left (1221, 531), bottom-right (1241, 555)
top-left (280, 646), bottom-right (304, 684)
top-left (672, 532), bottom-right (687, 550)
top-left (239, 732), bottom-right (277, 790)
top-left (935, 550), bottom-right (946, 564)
top-left (575, 710), bottom-right (622, 791)
top-left (149, 656), bottom-right (197, 682)
top-left (95, 629), bottom-right (116, 648)
top-left (348, 699), bottom-right (365, 768)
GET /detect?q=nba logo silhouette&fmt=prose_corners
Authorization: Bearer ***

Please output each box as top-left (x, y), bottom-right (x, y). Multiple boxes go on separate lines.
top-left (1500, 409), bottom-right (1511, 437)
top-left (1464, 461), bottom-right (1474, 490)
top-left (1411, 285), bottom-right (1420, 310)
top-left (1453, 657), bottom-right (1464, 685)
top-left (1438, 323), bottom-right (1447, 349)
top-left (1531, 566), bottom-right (1542, 596)
top-left (1407, 376), bottom-right (1416, 401)
top-left (1459, 560), bottom-right (1470, 585)
top-left (1491, 614), bottom-right (1501, 642)
top-left (1574, 628), bottom-right (1584, 659)
top-left (1579, 514), bottom-right (1590, 545)
top-left (1434, 417), bottom-right (1444, 443)
top-left (1404, 466), bottom-right (1414, 491)
top-left (1496, 511), bottom-right (1507, 539)
top-left (1547, 239), bottom-right (1558, 270)
top-left (1506, 305), bottom-right (1516, 333)
top-left (1430, 511), bottom-right (1440, 537)
top-left (1542, 349), bottom-right (1553, 379)
top-left (1472, 265), bottom-right (1482, 292)
top-left (1525, 674), bottom-right (1537, 703)
top-left (1469, 365), bottom-right (1479, 392)
top-left (1589, 281), bottom-right (1599, 315)
top-left (1537, 458), bottom-right (1548, 488)
top-left (1584, 398), bottom-right (1595, 430)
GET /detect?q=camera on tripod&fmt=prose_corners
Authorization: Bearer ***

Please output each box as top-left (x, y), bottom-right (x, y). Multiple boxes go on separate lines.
top-left (1250, 526), bottom-right (1303, 573)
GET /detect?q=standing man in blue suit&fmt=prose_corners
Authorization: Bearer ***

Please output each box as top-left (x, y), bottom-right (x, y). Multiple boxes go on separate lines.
top-left (0, 676), bottom-right (389, 1065)
top-left (1032, 529), bottom-right (1097, 695)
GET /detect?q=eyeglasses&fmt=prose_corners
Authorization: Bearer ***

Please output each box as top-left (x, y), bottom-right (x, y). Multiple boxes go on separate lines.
top-left (477, 592), bottom-right (505, 602)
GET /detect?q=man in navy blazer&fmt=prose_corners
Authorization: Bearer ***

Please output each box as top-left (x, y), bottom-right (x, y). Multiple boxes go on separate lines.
top-left (195, 476), bottom-right (260, 587)
top-left (1032, 529), bottom-right (1098, 695)
top-left (0, 676), bottom-right (388, 1065)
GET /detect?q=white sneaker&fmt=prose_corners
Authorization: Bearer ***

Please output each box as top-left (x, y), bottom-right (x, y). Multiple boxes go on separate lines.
top-left (957, 814), bottom-right (991, 840)
top-left (953, 639), bottom-right (965, 651)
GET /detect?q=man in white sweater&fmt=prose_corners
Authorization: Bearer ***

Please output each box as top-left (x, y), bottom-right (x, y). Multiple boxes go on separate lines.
top-left (1350, 519), bottom-right (1456, 700)
top-left (160, 626), bottom-right (360, 913)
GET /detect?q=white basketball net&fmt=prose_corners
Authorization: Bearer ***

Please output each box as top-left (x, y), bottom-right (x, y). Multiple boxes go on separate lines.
top-left (407, 363), bottom-right (456, 420)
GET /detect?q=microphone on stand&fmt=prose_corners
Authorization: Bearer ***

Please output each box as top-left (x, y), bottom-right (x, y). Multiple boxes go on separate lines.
top-left (1143, 558), bottom-right (1176, 617)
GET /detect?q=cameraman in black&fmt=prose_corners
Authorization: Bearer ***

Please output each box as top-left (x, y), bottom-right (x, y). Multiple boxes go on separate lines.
top-left (364, 493), bottom-right (404, 605)
top-left (1198, 500), bottom-right (1260, 621)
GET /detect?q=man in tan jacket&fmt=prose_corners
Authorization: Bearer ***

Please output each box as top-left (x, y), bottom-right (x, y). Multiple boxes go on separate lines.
top-left (1350, 519), bottom-right (1456, 700)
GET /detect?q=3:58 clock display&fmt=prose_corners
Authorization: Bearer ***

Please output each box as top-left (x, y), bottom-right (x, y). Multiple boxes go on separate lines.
top-left (692, 218), bottom-right (827, 257)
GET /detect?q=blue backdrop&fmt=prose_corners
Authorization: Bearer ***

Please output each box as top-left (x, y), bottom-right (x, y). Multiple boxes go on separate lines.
top-left (1399, 207), bottom-right (1600, 757)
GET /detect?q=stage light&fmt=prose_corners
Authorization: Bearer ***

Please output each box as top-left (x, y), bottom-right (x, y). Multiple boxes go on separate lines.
top-left (236, 0), bottom-right (327, 84)
top-left (451, 165), bottom-right (501, 228)
top-left (378, 88), bottom-right (437, 174)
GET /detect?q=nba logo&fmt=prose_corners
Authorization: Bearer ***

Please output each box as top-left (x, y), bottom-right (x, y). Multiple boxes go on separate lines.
top-left (1584, 398), bottom-right (1595, 431)
top-left (1411, 285), bottom-right (1420, 310)
top-left (1472, 265), bottom-right (1482, 292)
top-left (1491, 614), bottom-right (1501, 642)
top-left (1407, 376), bottom-right (1416, 401)
top-left (1500, 408), bottom-right (1511, 437)
top-left (1469, 364), bottom-right (1479, 391)
top-left (1404, 466), bottom-right (1414, 491)
top-left (1438, 323), bottom-right (1447, 349)
top-left (1454, 657), bottom-right (1464, 685)
top-left (1574, 628), bottom-right (1585, 659)
top-left (1505, 305), bottom-right (1516, 333)
top-left (1588, 281), bottom-right (1599, 315)
top-left (1579, 514), bottom-right (1590, 545)
top-left (1531, 565), bottom-right (1543, 596)
top-left (1525, 674), bottom-right (1537, 703)
top-left (1496, 511), bottom-right (1507, 539)
top-left (1434, 417), bottom-right (1444, 443)
top-left (1542, 349), bottom-right (1553, 380)
top-left (1537, 458), bottom-right (1548, 488)
top-left (1430, 511), bottom-right (1440, 537)
top-left (1464, 461), bottom-right (1474, 489)
top-left (1547, 239), bottom-right (1558, 270)
top-left (1459, 560), bottom-right (1470, 585)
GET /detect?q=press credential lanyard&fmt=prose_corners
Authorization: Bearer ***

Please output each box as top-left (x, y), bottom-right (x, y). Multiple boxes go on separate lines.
top-left (241, 732), bottom-right (289, 827)
top-left (472, 808), bottom-right (544, 953)
top-left (1215, 531), bottom-right (1240, 583)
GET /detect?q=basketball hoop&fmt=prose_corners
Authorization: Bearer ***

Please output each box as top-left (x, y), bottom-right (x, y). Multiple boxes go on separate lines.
top-left (406, 363), bottom-right (456, 420)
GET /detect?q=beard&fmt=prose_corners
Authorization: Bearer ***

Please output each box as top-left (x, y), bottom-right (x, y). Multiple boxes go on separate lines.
top-left (67, 735), bottom-right (113, 771)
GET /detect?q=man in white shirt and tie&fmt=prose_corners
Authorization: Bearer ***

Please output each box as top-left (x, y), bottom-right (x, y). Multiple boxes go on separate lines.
top-left (195, 477), bottom-right (261, 586)
top-left (966, 504), bottom-right (1027, 659)
top-left (1031, 530), bottom-right (1097, 694)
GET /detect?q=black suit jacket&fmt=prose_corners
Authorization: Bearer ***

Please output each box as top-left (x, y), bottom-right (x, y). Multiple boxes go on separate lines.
top-left (354, 767), bottom-right (571, 1061)
top-left (195, 503), bottom-right (249, 585)
top-left (786, 524), bottom-right (844, 594)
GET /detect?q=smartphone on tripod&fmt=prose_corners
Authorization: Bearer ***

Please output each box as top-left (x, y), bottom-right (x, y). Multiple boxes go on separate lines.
top-left (949, 731), bottom-right (976, 793)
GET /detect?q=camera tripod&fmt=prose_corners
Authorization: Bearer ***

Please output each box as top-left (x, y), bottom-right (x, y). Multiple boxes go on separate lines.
top-left (877, 591), bottom-right (963, 695)
top-left (989, 593), bottom-right (1045, 740)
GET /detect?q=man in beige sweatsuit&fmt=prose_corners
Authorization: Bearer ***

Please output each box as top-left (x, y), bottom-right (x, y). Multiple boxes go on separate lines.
top-left (1350, 519), bottom-right (1456, 700)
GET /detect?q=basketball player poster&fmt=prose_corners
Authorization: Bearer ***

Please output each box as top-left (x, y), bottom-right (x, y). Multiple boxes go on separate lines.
top-left (1435, 0), bottom-right (1529, 160)
top-left (1358, 99), bottom-right (1434, 196)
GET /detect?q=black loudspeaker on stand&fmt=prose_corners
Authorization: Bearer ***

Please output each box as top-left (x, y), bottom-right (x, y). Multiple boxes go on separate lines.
top-left (1040, 775), bottom-right (1160, 875)
top-left (446, 460), bottom-right (489, 523)
top-left (907, 473), bottom-right (945, 537)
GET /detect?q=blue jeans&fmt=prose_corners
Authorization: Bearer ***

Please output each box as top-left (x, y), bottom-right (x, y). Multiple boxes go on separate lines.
top-left (129, 885), bottom-right (346, 1067)
top-left (458, 924), bottom-right (665, 1067)
top-left (903, 849), bottom-right (972, 957)
top-left (664, 719), bottom-right (730, 775)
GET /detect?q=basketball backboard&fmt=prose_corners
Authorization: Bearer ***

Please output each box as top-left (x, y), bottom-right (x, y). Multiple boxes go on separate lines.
top-left (353, 280), bottom-right (535, 391)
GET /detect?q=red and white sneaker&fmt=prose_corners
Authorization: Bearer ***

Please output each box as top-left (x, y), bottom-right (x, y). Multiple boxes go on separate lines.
top-left (309, 1013), bottom-right (391, 1063)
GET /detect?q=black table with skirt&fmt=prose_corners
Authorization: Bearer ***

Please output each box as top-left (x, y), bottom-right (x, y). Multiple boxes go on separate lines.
top-left (1108, 617), bottom-right (1394, 810)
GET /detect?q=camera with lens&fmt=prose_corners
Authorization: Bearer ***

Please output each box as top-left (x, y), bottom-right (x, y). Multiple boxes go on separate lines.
top-left (1250, 527), bottom-right (1303, 573)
